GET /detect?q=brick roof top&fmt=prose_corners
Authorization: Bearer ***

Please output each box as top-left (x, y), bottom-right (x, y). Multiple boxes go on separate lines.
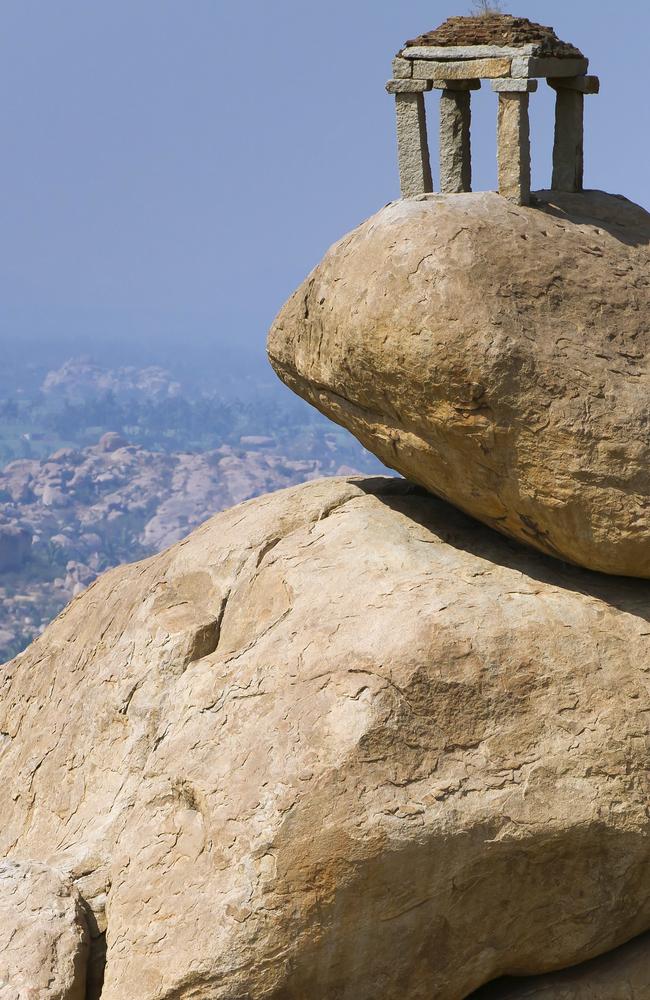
top-left (404, 14), bottom-right (583, 58)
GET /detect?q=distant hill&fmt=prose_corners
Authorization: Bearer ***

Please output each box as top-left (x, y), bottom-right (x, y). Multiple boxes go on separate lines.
top-left (0, 356), bottom-right (384, 660)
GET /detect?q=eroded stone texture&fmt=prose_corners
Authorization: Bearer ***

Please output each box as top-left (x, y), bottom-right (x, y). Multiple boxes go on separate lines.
top-left (268, 191), bottom-right (650, 577)
top-left (473, 930), bottom-right (650, 998)
top-left (548, 75), bottom-right (600, 94)
top-left (497, 92), bottom-right (531, 204)
top-left (404, 44), bottom-right (535, 60)
top-left (552, 89), bottom-right (584, 192)
top-left (492, 78), bottom-right (538, 92)
top-left (511, 56), bottom-right (588, 78)
top-left (394, 92), bottom-right (433, 197)
top-left (0, 861), bottom-right (89, 1000)
top-left (386, 79), bottom-right (431, 94)
top-left (2, 477), bottom-right (650, 998)
top-left (412, 56), bottom-right (511, 79)
top-left (439, 89), bottom-right (472, 193)
top-left (392, 56), bottom-right (412, 79)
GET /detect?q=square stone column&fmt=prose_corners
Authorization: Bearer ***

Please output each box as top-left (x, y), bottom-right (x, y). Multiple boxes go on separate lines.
top-left (551, 89), bottom-right (584, 192)
top-left (393, 91), bottom-right (433, 197)
top-left (497, 91), bottom-right (532, 206)
top-left (439, 89), bottom-right (472, 194)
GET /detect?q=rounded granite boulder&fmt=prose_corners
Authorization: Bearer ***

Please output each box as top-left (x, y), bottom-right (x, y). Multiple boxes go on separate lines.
top-left (268, 190), bottom-right (650, 577)
top-left (2, 477), bottom-right (650, 998)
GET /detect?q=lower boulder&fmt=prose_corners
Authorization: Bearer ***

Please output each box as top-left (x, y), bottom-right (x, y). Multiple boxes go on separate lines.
top-left (0, 477), bottom-right (649, 999)
top-left (0, 860), bottom-right (89, 1000)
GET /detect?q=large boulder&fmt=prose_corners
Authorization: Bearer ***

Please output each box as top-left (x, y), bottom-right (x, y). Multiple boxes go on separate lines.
top-left (267, 191), bottom-right (650, 577)
top-left (0, 860), bottom-right (89, 999)
top-left (1, 477), bottom-right (650, 998)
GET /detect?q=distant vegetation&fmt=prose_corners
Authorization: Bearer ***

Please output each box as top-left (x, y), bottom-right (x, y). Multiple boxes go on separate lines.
top-left (0, 357), bottom-right (374, 472)
top-left (470, 0), bottom-right (504, 14)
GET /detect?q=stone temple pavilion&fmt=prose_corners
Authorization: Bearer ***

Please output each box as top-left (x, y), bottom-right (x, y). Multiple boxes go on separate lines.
top-left (387, 14), bottom-right (599, 205)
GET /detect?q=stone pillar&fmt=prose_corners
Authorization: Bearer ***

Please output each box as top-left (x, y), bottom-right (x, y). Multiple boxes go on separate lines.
top-left (439, 89), bottom-right (472, 194)
top-left (394, 91), bottom-right (433, 198)
top-left (552, 89), bottom-right (584, 192)
top-left (497, 92), bottom-right (531, 206)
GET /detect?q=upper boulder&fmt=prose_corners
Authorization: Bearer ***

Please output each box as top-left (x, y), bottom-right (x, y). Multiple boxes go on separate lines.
top-left (268, 191), bottom-right (650, 577)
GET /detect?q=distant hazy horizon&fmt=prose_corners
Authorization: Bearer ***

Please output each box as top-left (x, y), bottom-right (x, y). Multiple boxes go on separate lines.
top-left (0, 2), bottom-right (647, 369)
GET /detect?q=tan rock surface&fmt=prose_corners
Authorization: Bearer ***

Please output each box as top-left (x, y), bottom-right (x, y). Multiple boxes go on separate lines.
top-left (0, 860), bottom-right (89, 1000)
top-left (1, 477), bottom-right (650, 998)
top-left (472, 930), bottom-right (650, 998)
top-left (497, 93), bottom-right (531, 204)
top-left (267, 191), bottom-right (650, 577)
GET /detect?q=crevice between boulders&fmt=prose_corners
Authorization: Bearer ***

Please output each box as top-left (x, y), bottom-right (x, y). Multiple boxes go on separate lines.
top-left (80, 897), bottom-right (106, 1000)
top-left (85, 931), bottom-right (106, 1000)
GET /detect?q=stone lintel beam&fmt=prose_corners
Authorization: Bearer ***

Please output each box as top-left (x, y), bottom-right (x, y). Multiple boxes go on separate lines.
top-left (552, 89), bottom-right (584, 193)
top-left (402, 44), bottom-right (537, 61)
top-left (392, 57), bottom-right (413, 79)
top-left (439, 89), bottom-right (472, 195)
top-left (431, 79), bottom-right (481, 91)
top-left (386, 79), bottom-right (432, 94)
top-left (497, 92), bottom-right (531, 206)
top-left (548, 75), bottom-right (600, 94)
top-left (512, 55), bottom-right (588, 78)
top-left (394, 92), bottom-right (433, 198)
top-left (412, 57), bottom-right (511, 81)
top-left (492, 79), bottom-right (538, 93)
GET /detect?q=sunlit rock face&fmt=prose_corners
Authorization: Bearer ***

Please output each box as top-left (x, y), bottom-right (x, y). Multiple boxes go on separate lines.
top-left (2, 477), bottom-right (650, 998)
top-left (268, 190), bottom-right (650, 577)
top-left (0, 860), bottom-right (89, 1000)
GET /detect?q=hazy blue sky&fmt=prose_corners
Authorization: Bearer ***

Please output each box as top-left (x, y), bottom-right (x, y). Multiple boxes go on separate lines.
top-left (0, 2), bottom-right (647, 363)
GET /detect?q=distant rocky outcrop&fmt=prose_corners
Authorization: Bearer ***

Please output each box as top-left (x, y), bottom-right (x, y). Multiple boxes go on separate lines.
top-left (0, 436), bottom-right (332, 661)
top-left (96, 431), bottom-right (128, 453)
top-left (268, 190), bottom-right (650, 577)
top-left (1, 477), bottom-right (650, 998)
top-left (0, 436), bottom-right (332, 562)
top-left (42, 358), bottom-right (181, 403)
